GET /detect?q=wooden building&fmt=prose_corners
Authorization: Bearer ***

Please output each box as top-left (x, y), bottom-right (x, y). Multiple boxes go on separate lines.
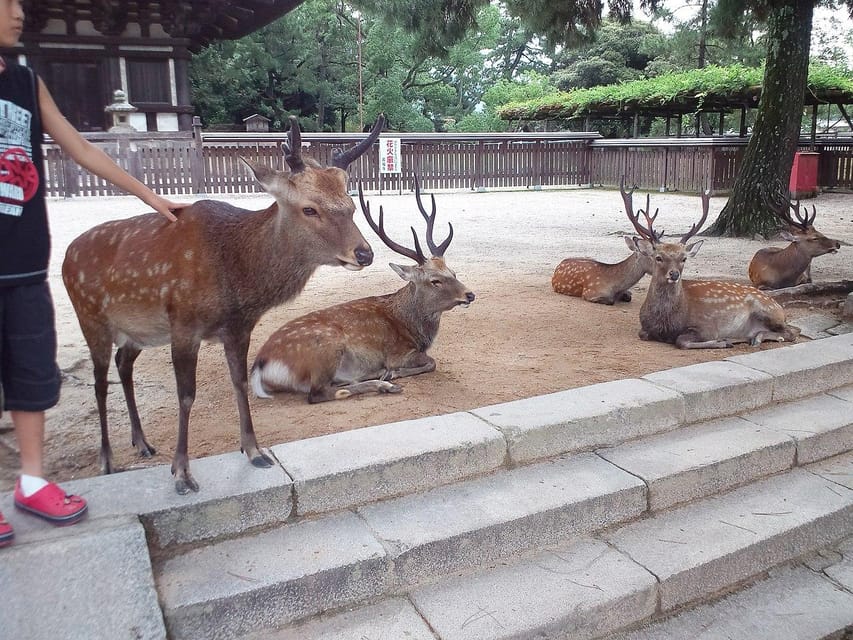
top-left (0, 0), bottom-right (304, 132)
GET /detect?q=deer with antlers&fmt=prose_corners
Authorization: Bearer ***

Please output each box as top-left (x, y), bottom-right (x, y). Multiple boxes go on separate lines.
top-left (552, 183), bottom-right (655, 304)
top-left (62, 115), bottom-right (384, 494)
top-left (748, 199), bottom-right (841, 289)
top-left (250, 179), bottom-right (474, 403)
top-left (623, 185), bottom-right (799, 349)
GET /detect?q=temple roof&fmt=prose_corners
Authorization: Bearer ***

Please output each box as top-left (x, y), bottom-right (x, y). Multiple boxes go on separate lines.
top-left (23, 0), bottom-right (306, 51)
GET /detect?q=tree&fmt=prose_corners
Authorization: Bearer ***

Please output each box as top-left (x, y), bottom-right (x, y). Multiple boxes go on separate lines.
top-left (705, 0), bottom-right (853, 237)
top-left (370, 0), bottom-right (852, 237)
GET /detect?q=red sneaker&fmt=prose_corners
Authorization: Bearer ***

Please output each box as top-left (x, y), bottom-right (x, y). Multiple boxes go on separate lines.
top-left (0, 511), bottom-right (13, 547)
top-left (14, 480), bottom-right (88, 526)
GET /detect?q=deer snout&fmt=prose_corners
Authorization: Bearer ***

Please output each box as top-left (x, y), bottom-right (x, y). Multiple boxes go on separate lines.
top-left (338, 244), bottom-right (373, 271)
top-left (354, 245), bottom-right (374, 266)
top-left (667, 270), bottom-right (681, 283)
top-left (465, 291), bottom-right (476, 303)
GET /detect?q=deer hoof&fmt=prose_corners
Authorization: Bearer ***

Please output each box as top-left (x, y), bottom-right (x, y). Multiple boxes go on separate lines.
top-left (381, 382), bottom-right (403, 394)
top-left (250, 451), bottom-right (274, 468)
top-left (133, 441), bottom-right (156, 458)
top-left (174, 475), bottom-right (200, 495)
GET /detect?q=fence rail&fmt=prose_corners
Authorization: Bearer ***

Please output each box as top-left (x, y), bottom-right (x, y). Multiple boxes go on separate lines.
top-left (42, 128), bottom-right (853, 198)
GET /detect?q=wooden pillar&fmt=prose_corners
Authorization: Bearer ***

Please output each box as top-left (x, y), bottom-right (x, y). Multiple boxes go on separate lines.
top-left (718, 112), bottom-right (725, 136)
top-left (665, 115), bottom-right (671, 137)
top-left (810, 103), bottom-right (818, 150)
top-left (632, 112), bottom-right (639, 138)
top-left (739, 106), bottom-right (748, 137)
top-left (677, 114), bottom-right (683, 138)
top-left (190, 115), bottom-right (205, 194)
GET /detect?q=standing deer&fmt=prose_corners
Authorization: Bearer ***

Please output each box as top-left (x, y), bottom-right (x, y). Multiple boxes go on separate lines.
top-left (748, 199), bottom-right (841, 289)
top-left (250, 179), bottom-right (475, 403)
top-left (551, 182), bottom-right (657, 304)
top-left (62, 115), bottom-right (384, 494)
top-left (627, 190), bottom-right (799, 349)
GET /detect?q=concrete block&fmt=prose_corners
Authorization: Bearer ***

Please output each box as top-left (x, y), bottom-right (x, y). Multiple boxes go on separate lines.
top-left (0, 451), bottom-right (293, 550)
top-left (806, 451), bottom-right (853, 490)
top-left (597, 416), bottom-right (795, 511)
top-left (740, 393), bottom-right (853, 464)
top-left (614, 566), bottom-right (853, 640)
top-left (240, 598), bottom-right (436, 640)
top-left (471, 378), bottom-right (684, 464)
top-left (0, 518), bottom-right (166, 640)
top-left (157, 512), bottom-right (392, 640)
top-left (828, 382), bottom-right (853, 403)
top-left (726, 333), bottom-right (853, 402)
top-left (411, 537), bottom-right (657, 640)
top-left (357, 453), bottom-right (646, 585)
top-left (642, 360), bottom-right (774, 424)
top-left (824, 536), bottom-right (853, 591)
top-left (272, 412), bottom-right (505, 516)
top-left (604, 468), bottom-right (853, 611)
top-left (789, 313), bottom-right (840, 340)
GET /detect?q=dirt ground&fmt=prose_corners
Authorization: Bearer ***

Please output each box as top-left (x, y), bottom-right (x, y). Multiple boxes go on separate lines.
top-left (1, 187), bottom-right (851, 491)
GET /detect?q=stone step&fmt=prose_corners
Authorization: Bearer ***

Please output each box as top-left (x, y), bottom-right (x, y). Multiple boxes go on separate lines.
top-left (157, 423), bottom-right (853, 639)
top-left (243, 456), bottom-right (852, 640)
top-left (609, 547), bottom-right (853, 639)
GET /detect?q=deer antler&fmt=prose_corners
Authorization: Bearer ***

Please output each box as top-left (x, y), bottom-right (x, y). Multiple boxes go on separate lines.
top-left (679, 189), bottom-right (711, 243)
top-left (332, 114), bottom-right (386, 170)
top-left (620, 176), bottom-right (663, 243)
top-left (283, 116), bottom-right (304, 173)
top-left (764, 187), bottom-right (815, 232)
top-left (781, 199), bottom-right (816, 231)
top-left (358, 182), bottom-right (426, 265)
top-left (413, 175), bottom-right (453, 257)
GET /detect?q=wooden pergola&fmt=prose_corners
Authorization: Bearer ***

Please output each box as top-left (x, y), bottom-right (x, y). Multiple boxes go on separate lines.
top-left (577, 87), bottom-right (853, 142)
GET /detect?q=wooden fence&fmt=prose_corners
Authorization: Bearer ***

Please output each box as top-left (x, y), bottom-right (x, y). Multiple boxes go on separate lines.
top-left (42, 126), bottom-right (853, 198)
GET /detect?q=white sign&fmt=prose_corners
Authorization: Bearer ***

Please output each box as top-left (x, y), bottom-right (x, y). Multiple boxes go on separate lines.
top-left (379, 138), bottom-right (401, 174)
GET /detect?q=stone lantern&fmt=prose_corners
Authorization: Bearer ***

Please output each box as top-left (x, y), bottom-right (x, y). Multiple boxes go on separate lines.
top-left (104, 89), bottom-right (137, 132)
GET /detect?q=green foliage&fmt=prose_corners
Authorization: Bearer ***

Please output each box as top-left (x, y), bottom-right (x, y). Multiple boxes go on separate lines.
top-left (497, 62), bottom-right (853, 121)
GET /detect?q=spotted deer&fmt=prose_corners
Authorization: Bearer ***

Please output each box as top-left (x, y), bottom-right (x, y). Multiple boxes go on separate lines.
top-left (748, 199), bottom-right (841, 289)
top-left (250, 178), bottom-right (475, 403)
top-left (62, 115), bottom-right (384, 494)
top-left (552, 181), bottom-right (657, 304)
top-left (628, 191), bottom-right (799, 349)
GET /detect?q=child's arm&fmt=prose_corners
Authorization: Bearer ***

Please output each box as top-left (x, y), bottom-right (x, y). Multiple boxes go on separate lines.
top-left (36, 77), bottom-right (180, 222)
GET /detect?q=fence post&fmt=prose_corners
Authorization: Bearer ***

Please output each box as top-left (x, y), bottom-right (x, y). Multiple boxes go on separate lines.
top-left (190, 116), bottom-right (205, 194)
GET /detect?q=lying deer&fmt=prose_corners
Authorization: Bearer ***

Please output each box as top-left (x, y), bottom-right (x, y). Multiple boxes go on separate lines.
top-left (62, 115), bottom-right (384, 494)
top-left (748, 199), bottom-right (841, 289)
top-left (250, 179), bottom-right (475, 402)
top-left (552, 182), bottom-right (656, 304)
top-left (627, 190), bottom-right (799, 349)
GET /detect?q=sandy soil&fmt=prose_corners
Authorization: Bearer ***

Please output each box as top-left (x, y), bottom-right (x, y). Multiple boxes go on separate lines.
top-left (1, 187), bottom-right (851, 491)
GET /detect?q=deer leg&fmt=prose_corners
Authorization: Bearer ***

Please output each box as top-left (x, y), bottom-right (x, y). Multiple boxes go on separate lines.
top-left (308, 379), bottom-right (402, 403)
top-left (384, 353), bottom-right (437, 380)
top-left (222, 330), bottom-right (274, 469)
top-left (170, 340), bottom-right (201, 494)
top-left (114, 345), bottom-right (155, 458)
top-left (92, 347), bottom-right (113, 474)
top-left (675, 331), bottom-right (733, 349)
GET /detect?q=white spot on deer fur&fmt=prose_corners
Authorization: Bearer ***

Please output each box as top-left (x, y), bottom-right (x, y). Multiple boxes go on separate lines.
top-left (184, 250), bottom-right (194, 261)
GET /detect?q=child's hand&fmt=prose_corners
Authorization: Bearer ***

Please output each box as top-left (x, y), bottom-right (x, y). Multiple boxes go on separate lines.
top-left (149, 195), bottom-right (183, 222)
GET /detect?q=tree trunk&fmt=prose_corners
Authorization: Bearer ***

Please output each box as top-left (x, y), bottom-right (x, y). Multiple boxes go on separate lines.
top-left (705, 0), bottom-right (814, 237)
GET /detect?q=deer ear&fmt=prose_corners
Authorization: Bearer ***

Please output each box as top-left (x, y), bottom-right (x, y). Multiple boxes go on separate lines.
top-left (624, 236), bottom-right (640, 252)
top-left (240, 157), bottom-right (277, 189)
top-left (780, 230), bottom-right (798, 242)
top-left (389, 263), bottom-right (417, 281)
top-left (686, 239), bottom-right (704, 257)
top-left (635, 238), bottom-right (655, 256)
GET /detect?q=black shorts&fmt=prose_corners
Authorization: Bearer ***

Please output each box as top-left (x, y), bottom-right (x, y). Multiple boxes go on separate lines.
top-left (0, 282), bottom-right (61, 412)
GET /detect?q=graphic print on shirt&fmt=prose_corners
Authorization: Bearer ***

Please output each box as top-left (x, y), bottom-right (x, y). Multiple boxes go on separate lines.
top-left (0, 98), bottom-right (39, 217)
